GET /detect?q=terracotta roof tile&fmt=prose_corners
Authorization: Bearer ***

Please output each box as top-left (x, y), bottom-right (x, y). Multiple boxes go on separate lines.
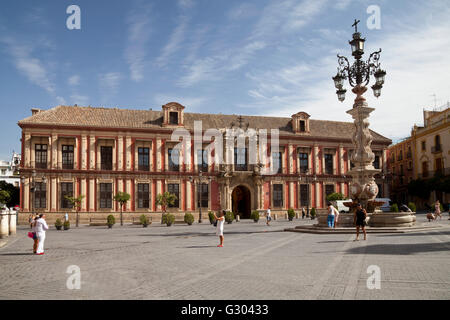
top-left (18, 105), bottom-right (391, 144)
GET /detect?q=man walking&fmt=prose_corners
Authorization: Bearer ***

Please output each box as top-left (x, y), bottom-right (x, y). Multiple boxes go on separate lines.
top-left (266, 207), bottom-right (272, 226)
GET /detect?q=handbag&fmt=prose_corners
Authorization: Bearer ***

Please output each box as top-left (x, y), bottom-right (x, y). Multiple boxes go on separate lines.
top-left (27, 232), bottom-right (34, 239)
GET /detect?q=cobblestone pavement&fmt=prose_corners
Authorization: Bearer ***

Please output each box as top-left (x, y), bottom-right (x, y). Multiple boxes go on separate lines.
top-left (0, 214), bottom-right (449, 300)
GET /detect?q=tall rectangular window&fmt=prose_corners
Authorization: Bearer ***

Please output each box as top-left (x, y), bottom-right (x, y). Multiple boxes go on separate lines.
top-left (299, 120), bottom-right (306, 132)
top-left (100, 183), bottom-right (112, 209)
top-left (234, 148), bottom-right (247, 171)
top-left (200, 183), bottom-right (209, 208)
top-left (299, 153), bottom-right (309, 173)
top-left (325, 154), bottom-right (334, 174)
top-left (137, 183), bottom-right (150, 209)
top-left (373, 155), bottom-right (380, 169)
top-left (169, 112), bottom-right (178, 125)
top-left (272, 152), bottom-right (282, 174)
top-left (422, 162), bottom-right (428, 178)
top-left (273, 184), bottom-right (283, 208)
top-left (62, 145), bottom-right (74, 170)
top-left (35, 144), bottom-right (48, 169)
top-left (300, 184), bottom-right (309, 207)
top-left (325, 185), bottom-right (335, 198)
top-left (60, 182), bottom-right (73, 209)
top-left (101, 146), bottom-right (113, 171)
top-left (197, 149), bottom-right (208, 172)
top-left (168, 148), bottom-right (179, 172)
top-left (34, 182), bottom-right (46, 209)
top-left (138, 147), bottom-right (150, 171)
top-left (167, 184), bottom-right (179, 208)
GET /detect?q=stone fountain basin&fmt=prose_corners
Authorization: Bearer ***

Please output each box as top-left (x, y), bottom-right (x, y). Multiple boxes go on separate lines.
top-left (317, 212), bottom-right (416, 228)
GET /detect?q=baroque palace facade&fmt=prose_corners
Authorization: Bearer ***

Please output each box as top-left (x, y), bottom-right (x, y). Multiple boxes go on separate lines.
top-left (18, 103), bottom-right (391, 222)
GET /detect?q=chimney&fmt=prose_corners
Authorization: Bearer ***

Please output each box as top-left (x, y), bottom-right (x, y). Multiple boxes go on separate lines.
top-left (31, 108), bottom-right (41, 116)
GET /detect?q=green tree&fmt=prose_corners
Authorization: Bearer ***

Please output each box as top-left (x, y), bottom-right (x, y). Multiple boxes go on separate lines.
top-left (0, 181), bottom-right (19, 208)
top-left (326, 192), bottom-right (346, 202)
top-left (0, 190), bottom-right (11, 209)
top-left (156, 192), bottom-right (177, 223)
top-left (65, 194), bottom-right (85, 227)
top-left (113, 192), bottom-right (131, 226)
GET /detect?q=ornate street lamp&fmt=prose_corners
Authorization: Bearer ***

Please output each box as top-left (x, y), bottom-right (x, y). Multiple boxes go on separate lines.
top-left (332, 19), bottom-right (387, 209)
top-left (333, 19), bottom-right (387, 102)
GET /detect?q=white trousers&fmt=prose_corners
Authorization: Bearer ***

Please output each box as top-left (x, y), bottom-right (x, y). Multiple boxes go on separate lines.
top-left (36, 232), bottom-right (46, 254)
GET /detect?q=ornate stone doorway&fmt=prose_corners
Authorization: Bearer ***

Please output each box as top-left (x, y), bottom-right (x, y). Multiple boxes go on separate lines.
top-left (232, 185), bottom-right (251, 219)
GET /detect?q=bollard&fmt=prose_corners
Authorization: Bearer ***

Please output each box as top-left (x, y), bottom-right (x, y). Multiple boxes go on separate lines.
top-left (236, 215), bottom-right (240, 222)
top-left (9, 210), bottom-right (17, 235)
top-left (0, 210), bottom-right (9, 239)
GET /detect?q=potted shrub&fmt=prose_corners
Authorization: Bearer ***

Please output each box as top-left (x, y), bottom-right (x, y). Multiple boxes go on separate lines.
top-left (208, 211), bottom-right (215, 225)
top-left (391, 203), bottom-right (399, 212)
top-left (165, 213), bottom-right (175, 226)
top-left (184, 213), bottom-right (194, 225)
top-left (287, 208), bottom-right (295, 221)
top-left (225, 211), bottom-right (234, 224)
top-left (63, 220), bottom-right (70, 230)
top-left (55, 218), bottom-right (63, 230)
top-left (310, 208), bottom-right (316, 220)
top-left (107, 215), bottom-right (115, 228)
top-left (140, 214), bottom-right (150, 227)
top-left (408, 202), bottom-right (416, 212)
top-left (251, 210), bottom-right (260, 223)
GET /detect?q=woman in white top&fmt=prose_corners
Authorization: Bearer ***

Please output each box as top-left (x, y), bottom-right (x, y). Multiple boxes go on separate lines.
top-left (266, 207), bottom-right (271, 226)
top-left (34, 214), bottom-right (49, 255)
top-left (213, 210), bottom-right (225, 247)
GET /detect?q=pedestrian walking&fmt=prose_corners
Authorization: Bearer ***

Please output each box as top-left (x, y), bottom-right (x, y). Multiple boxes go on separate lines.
top-left (353, 203), bottom-right (367, 241)
top-left (35, 214), bottom-right (49, 255)
top-left (327, 202), bottom-right (337, 228)
top-left (333, 207), bottom-right (340, 229)
top-left (435, 200), bottom-right (442, 220)
top-left (31, 214), bottom-right (39, 254)
top-left (301, 207), bottom-right (306, 219)
top-left (213, 210), bottom-right (225, 247)
top-left (266, 207), bottom-right (272, 226)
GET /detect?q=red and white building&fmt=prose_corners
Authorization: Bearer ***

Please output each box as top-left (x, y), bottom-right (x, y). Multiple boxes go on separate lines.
top-left (18, 103), bottom-right (391, 222)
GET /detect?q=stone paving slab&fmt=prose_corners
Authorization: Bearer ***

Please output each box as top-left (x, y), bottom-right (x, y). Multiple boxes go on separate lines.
top-left (0, 216), bottom-right (449, 300)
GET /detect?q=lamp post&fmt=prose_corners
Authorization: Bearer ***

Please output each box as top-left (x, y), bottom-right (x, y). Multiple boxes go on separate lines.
top-left (298, 169), bottom-right (317, 217)
top-left (332, 19), bottom-right (386, 209)
top-left (189, 170), bottom-right (212, 224)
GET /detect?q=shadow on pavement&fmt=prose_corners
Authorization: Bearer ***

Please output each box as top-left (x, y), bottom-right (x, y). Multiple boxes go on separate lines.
top-left (346, 242), bottom-right (450, 255)
top-left (375, 230), bottom-right (450, 237)
top-left (137, 230), bottom-right (284, 237)
top-left (0, 252), bottom-right (34, 256)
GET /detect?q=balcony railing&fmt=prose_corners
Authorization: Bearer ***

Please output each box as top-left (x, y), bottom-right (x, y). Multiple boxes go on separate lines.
top-left (431, 144), bottom-right (442, 153)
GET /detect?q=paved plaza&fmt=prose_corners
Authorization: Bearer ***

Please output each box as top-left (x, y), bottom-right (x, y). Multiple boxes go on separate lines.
top-left (0, 214), bottom-right (449, 300)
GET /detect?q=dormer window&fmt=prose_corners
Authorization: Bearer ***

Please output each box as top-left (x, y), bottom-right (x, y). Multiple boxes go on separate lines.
top-left (292, 112), bottom-right (310, 134)
top-left (162, 102), bottom-right (185, 127)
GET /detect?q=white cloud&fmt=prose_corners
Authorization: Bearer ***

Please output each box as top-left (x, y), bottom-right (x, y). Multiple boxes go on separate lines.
top-left (70, 94), bottom-right (90, 106)
top-left (99, 72), bottom-right (121, 92)
top-left (124, 2), bottom-right (153, 82)
top-left (156, 16), bottom-right (189, 67)
top-left (178, 0), bottom-right (195, 9)
top-left (0, 37), bottom-right (55, 94)
top-left (68, 75), bottom-right (80, 86)
top-left (241, 3), bottom-right (450, 141)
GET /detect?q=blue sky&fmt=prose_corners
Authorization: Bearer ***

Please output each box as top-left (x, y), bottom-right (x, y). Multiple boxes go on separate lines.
top-left (0, 0), bottom-right (449, 160)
